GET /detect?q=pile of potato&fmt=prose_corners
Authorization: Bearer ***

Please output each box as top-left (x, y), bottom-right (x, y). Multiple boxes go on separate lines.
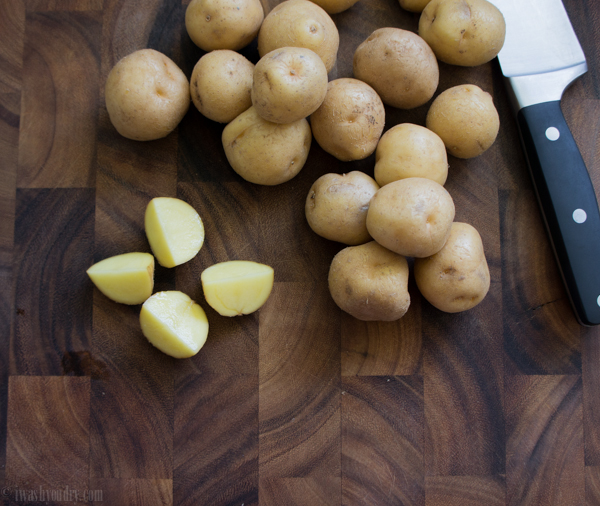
top-left (102, 0), bottom-right (507, 323)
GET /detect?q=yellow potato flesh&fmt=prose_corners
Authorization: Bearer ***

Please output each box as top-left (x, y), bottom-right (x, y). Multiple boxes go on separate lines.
top-left (145, 197), bottom-right (205, 268)
top-left (140, 291), bottom-right (209, 358)
top-left (201, 261), bottom-right (274, 316)
top-left (87, 252), bottom-right (154, 305)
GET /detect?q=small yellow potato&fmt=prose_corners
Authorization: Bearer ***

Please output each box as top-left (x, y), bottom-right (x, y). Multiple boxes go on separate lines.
top-left (310, 78), bottom-right (385, 161)
top-left (257, 0), bottom-right (339, 73)
top-left (145, 197), bottom-right (205, 268)
top-left (328, 241), bottom-right (410, 321)
top-left (105, 49), bottom-right (190, 141)
top-left (252, 47), bottom-right (328, 124)
top-left (140, 291), bottom-right (209, 358)
top-left (201, 260), bottom-right (274, 316)
top-left (374, 123), bottom-right (448, 187)
top-left (185, 0), bottom-right (264, 52)
top-left (222, 106), bottom-right (312, 185)
top-left (353, 27), bottom-right (439, 109)
top-left (426, 84), bottom-right (500, 159)
top-left (305, 171), bottom-right (380, 245)
top-left (366, 177), bottom-right (455, 258)
top-left (190, 50), bottom-right (254, 124)
top-left (419, 0), bottom-right (506, 66)
top-left (87, 252), bottom-right (154, 305)
top-left (414, 222), bottom-right (490, 312)
top-left (399, 0), bottom-right (431, 12)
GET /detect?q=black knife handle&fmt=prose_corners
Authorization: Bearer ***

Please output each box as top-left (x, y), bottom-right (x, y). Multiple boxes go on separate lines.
top-left (517, 100), bottom-right (600, 326)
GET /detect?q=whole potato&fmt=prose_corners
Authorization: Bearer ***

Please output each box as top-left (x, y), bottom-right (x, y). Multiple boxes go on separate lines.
top-left (310, 78), bottom-right (385, 161)
top-left (258, 0), bottom-right (339, 73)
top-left (305, 171), bottom-right (380, 245)
top-left (309, 0), bottom-right (361, 14)
top-left (374, 123), bottom-right (448, 187)
top-left (222, 106), bottom-right (312, 185)
top-left (419, 0), bottom-right (506, 66)
top-left (399, 0), bottom-right (431, 12)
top-left (366, 177), bottom-right (455, 258)
top-left (105, 49), bottom-right (190, 141)
top-left (185, 0), bottom-right (264, 52)
top-left (353, 27), bottom-right (439, 109)
top-left (252, 47), bottom-right (328, 124)
top-left (426, 84), bottom-right (499, 159)
top-left (190, 50), bottom-right (254, 123)
top-left (328, 241), bottom-right (410, 321)
top-left (414, 222), bottom-right (490, 312)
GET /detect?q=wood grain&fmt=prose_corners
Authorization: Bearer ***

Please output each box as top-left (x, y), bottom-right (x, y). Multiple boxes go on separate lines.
top-left (0, 0), bottom-right (22, 488)
top-left (18, 11), bottom-right (100, 188)
top-left (90, 292), bottom-right (174, 479)
top-left (1, 0), bottom-right (600, 504)
top-left (423, 285), bottom-right (504, 477)
top-left (0, 93), bottom-right (19, 489)
top-left (341, 299), bottom-right (422, 376)
top-left (500, 186), bottom-right (583, 375)
top-left (342, 376), bottom-right (423, 506)
top-left (173, 294), bottom-right (259, 506)
top-left (506, 375), bottom-right (583, 506)
top-left (425, 476), bottom-right (505, 506)
top-left (89, 479), bottom-right (172, 506)
top-left (260, 476), bottom-right (341, 506)
top-left (0, 0), bottom-right (24, 95)
top-left (586, 466), bottom-right (600, 505)
top-left (95, 111), bottom-right (178, 261)
top-left (12, 188), bottom-right (94, 376)
top-left (174, 368), bottom-right (258, 506)
top-left (6, 376), bottom-right (90, 490)
top-left (583, 328), bottom-right (600, 465)
top-left (259, 282), bottom-right (340, 479)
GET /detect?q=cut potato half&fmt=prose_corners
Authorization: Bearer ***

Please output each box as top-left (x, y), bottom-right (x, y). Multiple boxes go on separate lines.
top-left (145, 197), bottom-right (205, 268)
top-left (140, 291), bottom-right (209, 358)
top-left (87, 252), bottom-right (154, 305)
top-left (201, 260), bottom-right (274, 316)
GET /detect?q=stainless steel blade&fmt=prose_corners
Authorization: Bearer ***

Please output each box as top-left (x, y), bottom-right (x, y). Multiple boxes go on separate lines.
top-left (488, 0), bottom-right (587, 110)
top-left (490, 0), bottom-right (586, 78)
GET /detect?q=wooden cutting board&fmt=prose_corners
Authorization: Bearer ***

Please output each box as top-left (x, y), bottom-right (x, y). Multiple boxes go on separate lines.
top-left (1, 0), bottom-right (599, 504)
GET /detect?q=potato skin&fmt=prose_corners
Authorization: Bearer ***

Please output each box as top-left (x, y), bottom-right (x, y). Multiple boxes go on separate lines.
top-left (258, 0), bottom-right (339, 73)
top-left (252, 47), bottom-right (328, 124)
top-left (105, 49), bottom-right (190, 141)
top-left (353, 27), bottom-right (439, 109)
top-left (414, 222), bottom-right (490, 312)
top-left (366, 177), bottom-right (455, 258)
top-left (222, 106), bottom-right (312, 185)
top-left (310, 78), bottom-right (385, 161)
top-left (190, 50), bottom-right (254, 123)
top-left (185, 0), bottom-right (264, 52)
top-left (374, 123), bottom-right (448, 186)
top-left (328, 241), bottom-right (410, 321)
top-left (419, 0), bottom-right (506, 66)
top-left (426, 84), bottom-right (499, 159)
top-left (305, 171), bottom-right (380, 245)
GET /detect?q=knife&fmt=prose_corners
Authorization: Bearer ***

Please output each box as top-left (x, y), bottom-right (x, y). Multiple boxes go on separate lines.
top-left (489, 0), bottom-right (600, 326)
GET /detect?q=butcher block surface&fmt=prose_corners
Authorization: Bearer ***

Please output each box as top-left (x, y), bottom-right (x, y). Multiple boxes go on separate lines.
top-left (1, 0), bottom-right (600, 504)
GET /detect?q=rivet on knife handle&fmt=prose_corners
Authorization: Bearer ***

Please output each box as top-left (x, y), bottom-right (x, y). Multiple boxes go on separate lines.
top-left (517, 100), bottom-right (600, 326)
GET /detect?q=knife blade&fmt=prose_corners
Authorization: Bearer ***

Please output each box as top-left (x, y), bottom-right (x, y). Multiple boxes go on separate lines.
top-left (489, 0), bottom-right (600, 326)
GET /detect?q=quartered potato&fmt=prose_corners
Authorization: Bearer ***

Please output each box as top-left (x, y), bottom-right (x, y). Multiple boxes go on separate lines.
top-left (201, 261), bottom-right (275, 316)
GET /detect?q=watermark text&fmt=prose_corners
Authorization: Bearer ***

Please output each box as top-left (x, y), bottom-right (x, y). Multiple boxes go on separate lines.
top-left (2, 485), bottom-right (103, 503)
